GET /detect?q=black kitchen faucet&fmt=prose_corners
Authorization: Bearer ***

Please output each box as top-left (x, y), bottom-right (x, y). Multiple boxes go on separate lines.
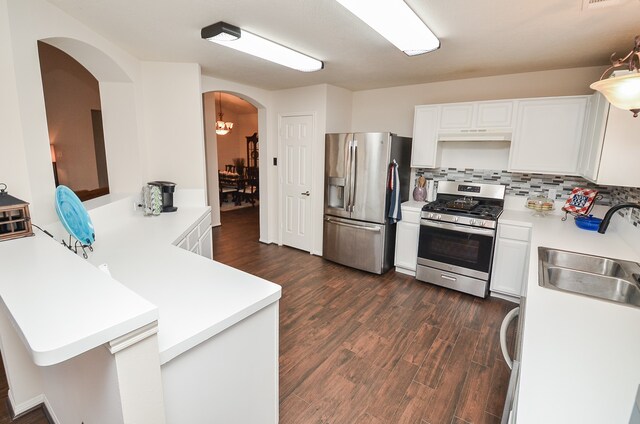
top-left (598, 203), bottom-right (640, 234)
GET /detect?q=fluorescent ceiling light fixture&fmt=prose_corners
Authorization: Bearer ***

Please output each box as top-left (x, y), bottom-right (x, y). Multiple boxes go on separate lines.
top-left (201, 22), bottom-right (324, 72)
top-left (334, 0), bottom-right (440, 56)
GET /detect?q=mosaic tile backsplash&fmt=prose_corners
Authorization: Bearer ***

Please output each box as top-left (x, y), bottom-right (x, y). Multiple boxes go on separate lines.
top-left (415, 168), bottom-right (640, 226)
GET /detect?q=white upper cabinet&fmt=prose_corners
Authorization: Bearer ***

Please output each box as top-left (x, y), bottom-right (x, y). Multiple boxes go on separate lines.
top-left (411, 105), bottom-right (440, 168)
top-left (580, 93), bottom-right (640, 187)
top-left (439, 100), bottom-right (514, 130)
top-left (578, 93), bottom-right (609, 181)
top-left (440, 103), bottom-right (474, 129)
top-left (475, 101), bottom-right (514, 128)
top-left (508, 96), bottom-right (588, 174)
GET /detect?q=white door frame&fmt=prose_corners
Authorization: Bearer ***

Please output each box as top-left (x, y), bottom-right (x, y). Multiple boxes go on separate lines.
top-left (277, 112), bottom-right (317, 253)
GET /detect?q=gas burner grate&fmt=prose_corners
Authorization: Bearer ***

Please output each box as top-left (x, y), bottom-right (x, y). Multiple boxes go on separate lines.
top-left (445, 198), bottom-right (479, 211)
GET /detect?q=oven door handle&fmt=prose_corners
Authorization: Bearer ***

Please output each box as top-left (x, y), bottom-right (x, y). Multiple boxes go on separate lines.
top-left (420, 219), bottom-right (496, 236)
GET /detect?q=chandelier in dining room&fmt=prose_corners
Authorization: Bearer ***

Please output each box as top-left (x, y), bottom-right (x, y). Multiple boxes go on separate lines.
top-left (215, 92), bottom-right (234, 135)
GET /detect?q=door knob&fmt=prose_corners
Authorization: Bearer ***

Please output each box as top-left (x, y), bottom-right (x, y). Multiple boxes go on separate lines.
top-left (301, 191), bottom-right (310, 196)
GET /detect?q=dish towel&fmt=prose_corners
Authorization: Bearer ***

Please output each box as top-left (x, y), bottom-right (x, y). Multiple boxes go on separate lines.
top-left (388, 160), bottom-right (401, 223)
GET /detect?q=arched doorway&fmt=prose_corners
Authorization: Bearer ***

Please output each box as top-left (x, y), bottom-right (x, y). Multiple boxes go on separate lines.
top-left (203, 90), bottom-right (265, 239)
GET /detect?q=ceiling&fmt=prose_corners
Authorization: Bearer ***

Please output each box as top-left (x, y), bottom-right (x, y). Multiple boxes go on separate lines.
top-left (46, 0), bottom-right (640, 91)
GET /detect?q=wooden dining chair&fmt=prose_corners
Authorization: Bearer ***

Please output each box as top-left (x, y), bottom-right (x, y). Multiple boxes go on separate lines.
top-left (241, 167), bottom-right (259, 205)
top-left (218, 171), bottom-right (240, 204)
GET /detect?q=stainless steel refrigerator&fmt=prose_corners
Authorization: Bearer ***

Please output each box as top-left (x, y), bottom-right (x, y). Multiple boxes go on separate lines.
top-left (323, 132), bottom-right (412, 274)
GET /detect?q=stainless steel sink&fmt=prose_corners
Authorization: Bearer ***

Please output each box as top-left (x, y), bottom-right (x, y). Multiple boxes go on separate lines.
top-left (540, 248), bottom-right (629, 278)
top-left (538, 247), bottom-right (640, 308)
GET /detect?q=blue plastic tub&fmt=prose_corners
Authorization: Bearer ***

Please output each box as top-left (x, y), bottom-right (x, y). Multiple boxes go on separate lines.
top-left (574, 215), bottom-right (602, 231)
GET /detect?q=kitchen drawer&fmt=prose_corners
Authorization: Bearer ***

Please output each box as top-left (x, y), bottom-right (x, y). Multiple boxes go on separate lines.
top-left (498, 224), bottom-right (531, 242)
top-left (198, 213), bottom-right (212, 236)
top-left (401, 209), bottom-right (421, 224)
top-left (187, 226), bottom-right (200, 248)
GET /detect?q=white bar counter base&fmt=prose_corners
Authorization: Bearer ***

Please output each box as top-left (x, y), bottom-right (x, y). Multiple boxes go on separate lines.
top-left (500, 202), bottom-right (640, 424)
top-left (0, 191), bottom-right (281, 424)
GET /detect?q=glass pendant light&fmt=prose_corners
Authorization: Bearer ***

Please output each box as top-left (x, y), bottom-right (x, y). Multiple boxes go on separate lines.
top-left (590, 35), bottom-right (640, 117)
top-left (215, 92), bottom-right (234, 135)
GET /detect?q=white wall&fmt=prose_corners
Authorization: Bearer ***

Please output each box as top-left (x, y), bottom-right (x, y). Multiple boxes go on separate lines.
top-left (40, 345), bottom-right (123, 424)
top-left (326, 85), bottom-right (353, 134)
top-left (0, 301), bottom-right (43, 417)
top-left (141, 62), bottom-right (206, 190)
top-left (0, 0), bottom-right (30, 202)
top-left (99, 81), bottom-right (145, 194)
top-left (202, 92), bottom-right (222, 226)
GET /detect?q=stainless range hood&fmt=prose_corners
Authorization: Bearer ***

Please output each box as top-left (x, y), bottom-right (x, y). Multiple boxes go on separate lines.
top-left (438, 129), bottom-right (512, 142)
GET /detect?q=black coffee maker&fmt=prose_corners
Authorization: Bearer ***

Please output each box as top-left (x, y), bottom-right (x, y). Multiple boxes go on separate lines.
top-left (148, 181), bottom-right (178, 212)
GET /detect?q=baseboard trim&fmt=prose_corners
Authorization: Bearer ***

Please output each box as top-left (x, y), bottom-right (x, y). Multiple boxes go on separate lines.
top-left (489, 291), bottom-right (520, 304)
top-left (7, 390), bottom-right (43, 417)
top-left (8, 391), bottom-right (59, 424)
top-left (395, 267), bottom-right (416, 277)
top-left (42, 395), bottom-right (60, 424)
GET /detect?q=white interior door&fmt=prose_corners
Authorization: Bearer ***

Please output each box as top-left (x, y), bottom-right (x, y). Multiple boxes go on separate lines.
top-left (280, 114), bottom-right (313, 252)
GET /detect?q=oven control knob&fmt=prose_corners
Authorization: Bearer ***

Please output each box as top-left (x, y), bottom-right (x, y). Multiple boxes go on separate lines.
top-left (470, 219), bottom-right (477, 225)
top-left (452, 216), bottom-right (459, 223)
top-left (436, 214), bottom-right (442, 220)
top-left (427, 213), bottom-right (434, 219)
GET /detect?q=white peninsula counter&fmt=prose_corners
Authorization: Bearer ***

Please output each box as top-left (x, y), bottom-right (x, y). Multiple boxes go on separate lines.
top-left (499, 207), bottom-right (640, 424)
top-left (0, 191), bottom-right (281, 424)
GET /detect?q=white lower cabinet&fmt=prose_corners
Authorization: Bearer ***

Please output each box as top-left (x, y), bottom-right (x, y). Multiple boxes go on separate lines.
top-left (199, 228), bottom-right (213, 260)
top-left (190, 241), bottom-right (201, 255)
top-left (394, 205), bottom-right (422, 276)
top-left (176, 212), bottom-right (213, 259)
top-left (491, 222), bottom-right (531, 299)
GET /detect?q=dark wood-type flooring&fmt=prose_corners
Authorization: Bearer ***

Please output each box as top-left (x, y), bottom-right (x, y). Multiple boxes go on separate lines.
top-left (0, 206), bottom-right (515, 424)
top-left (213, 207), bottom-right (517, 424)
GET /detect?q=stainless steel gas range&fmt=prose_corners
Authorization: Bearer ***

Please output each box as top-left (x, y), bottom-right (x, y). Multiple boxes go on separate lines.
top-left (416, 181), bottom-right (506, 298)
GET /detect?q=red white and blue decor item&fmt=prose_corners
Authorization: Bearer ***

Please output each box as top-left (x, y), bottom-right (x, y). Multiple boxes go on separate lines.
top-left (562, 187), bottom-right (599, 216)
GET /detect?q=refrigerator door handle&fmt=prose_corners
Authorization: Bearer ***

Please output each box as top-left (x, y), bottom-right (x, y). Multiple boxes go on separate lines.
top-left (324, 217), bottom-right (381, 232)
top-left (344, 137), bottom-right (353, 212)
top-left (349, 141), bottom-right (357, 212)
